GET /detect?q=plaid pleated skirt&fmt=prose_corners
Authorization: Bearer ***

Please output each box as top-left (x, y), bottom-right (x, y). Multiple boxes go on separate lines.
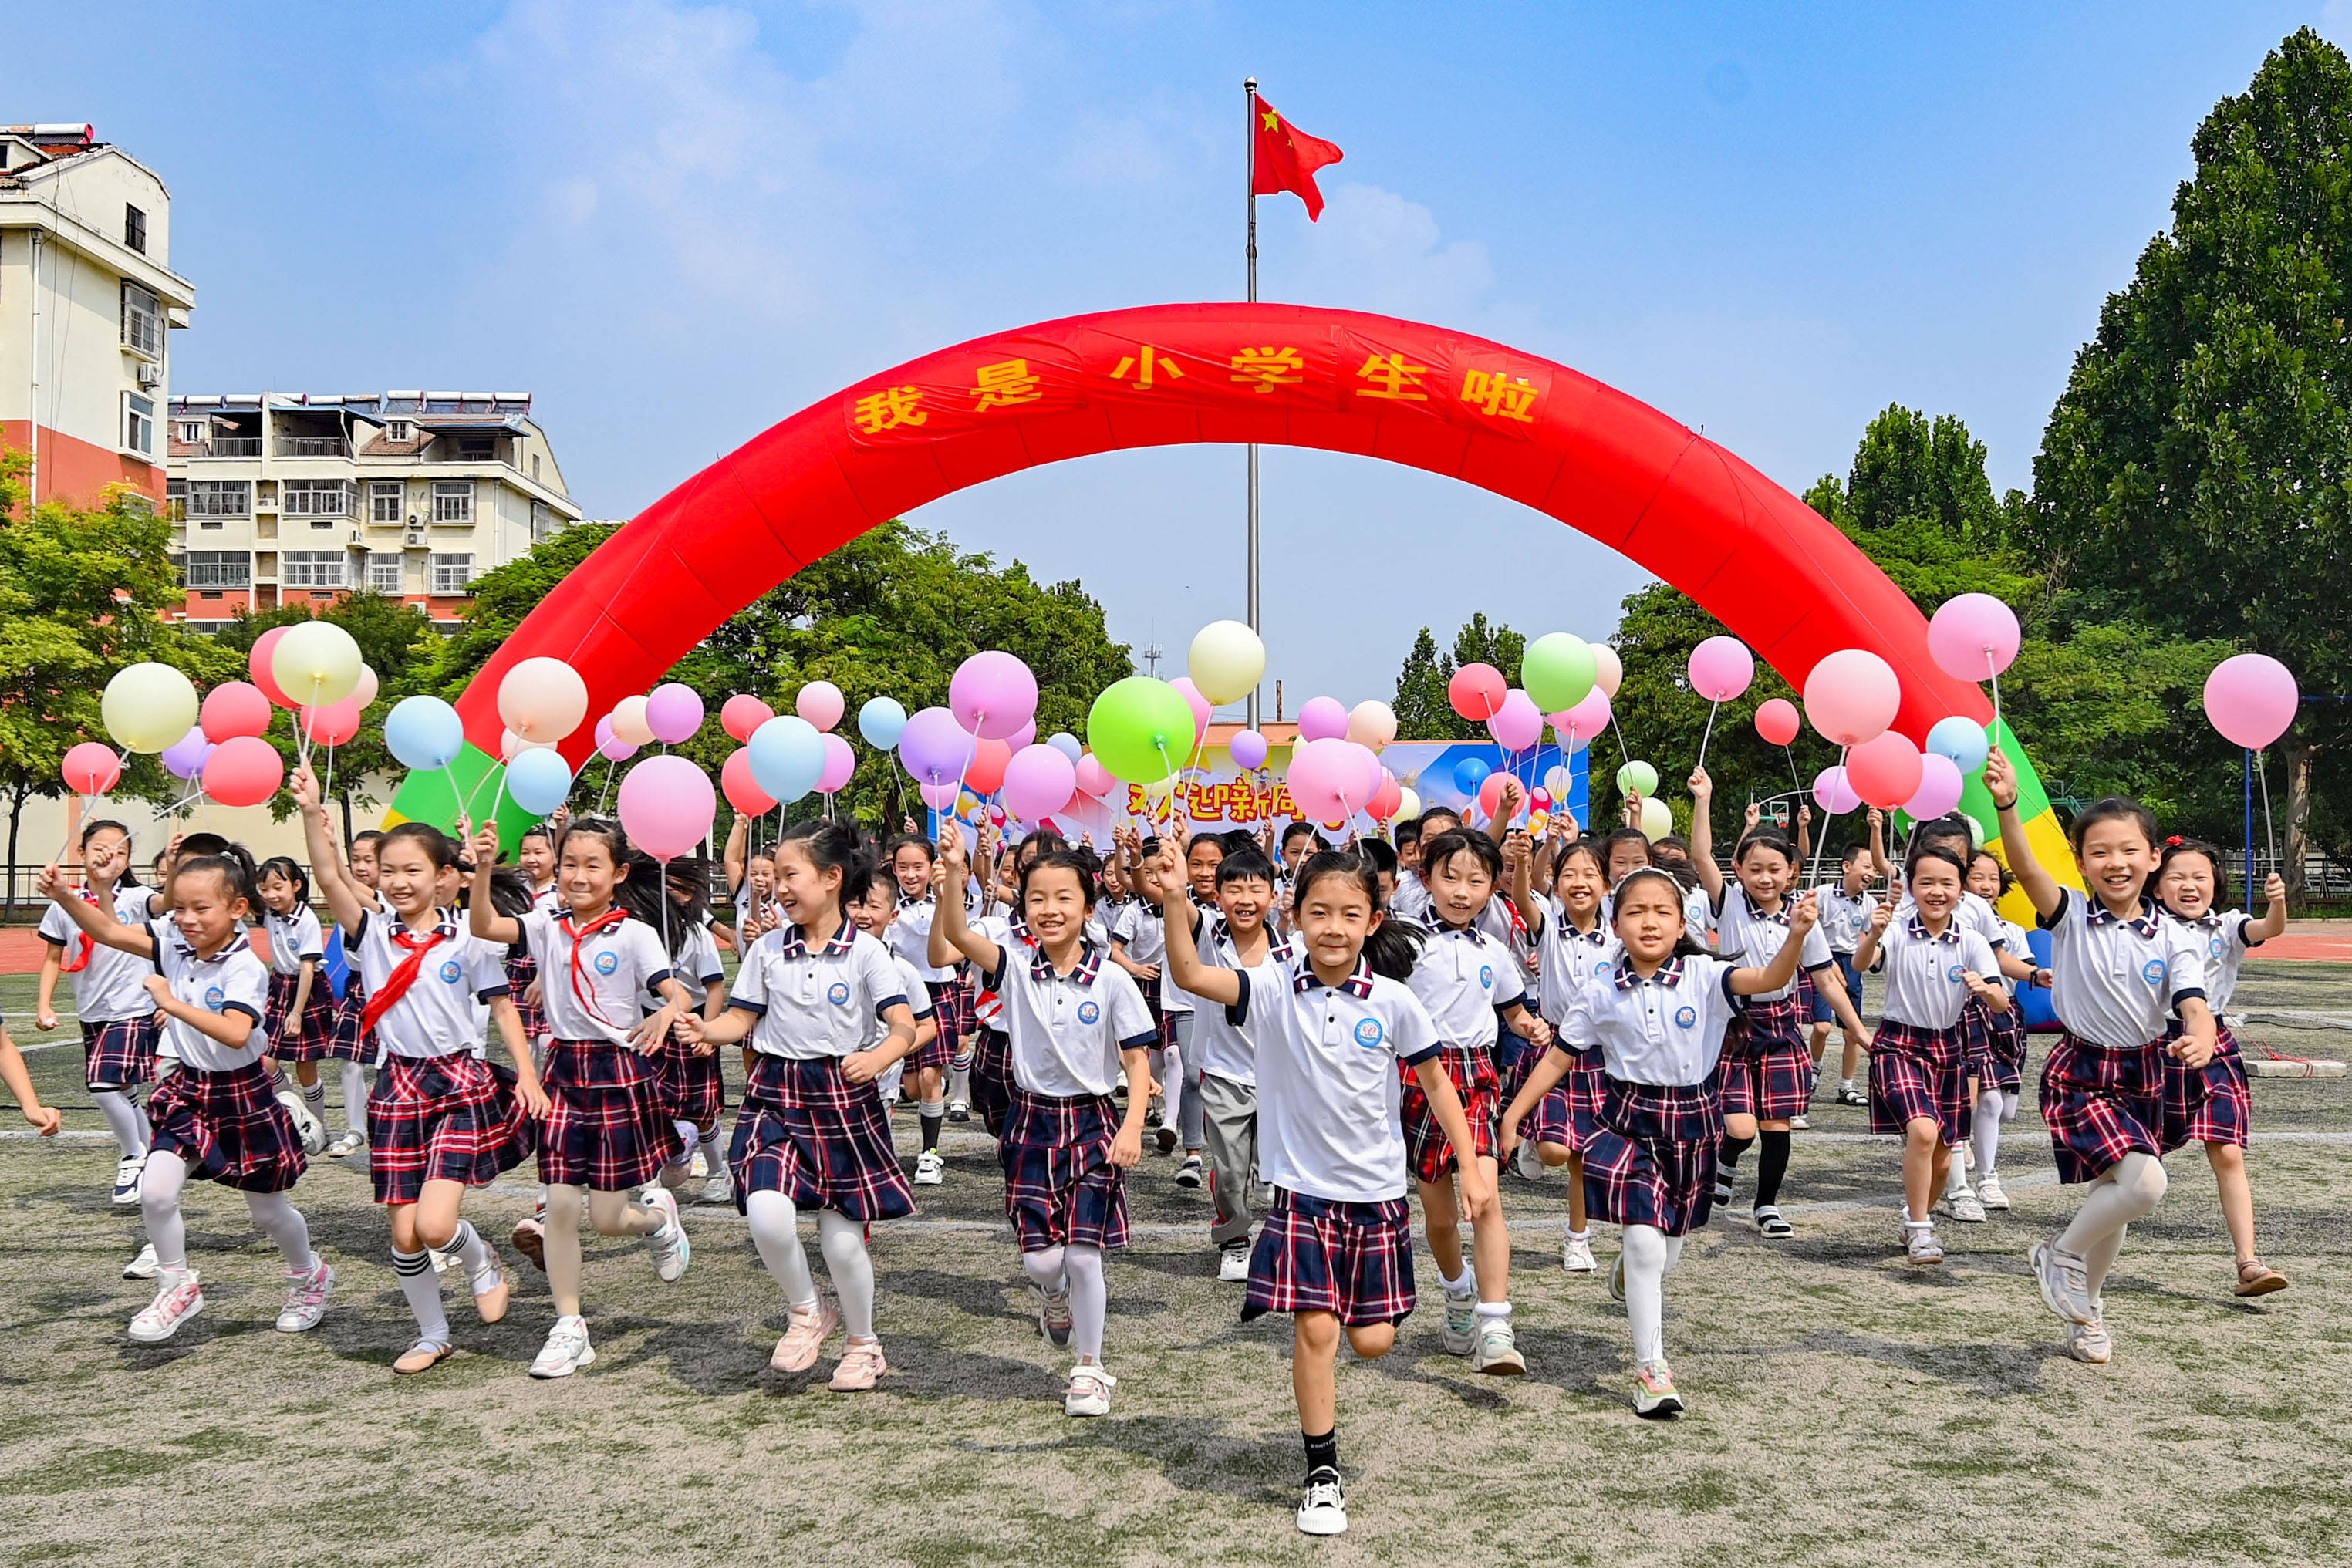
top-left (1502, 1041), bottom-right (1594, 1152)
top-left (2039, 1033), bottom-right (2165, 1184)
top-left (728, 1054), bottom-right (914, 1221)
top-left (1242, 1190), bottom-right (1416, 1327)
top-left (506, 948), bottom-right (548, 1043)
top-left (1400, 1044), bottom-right (1503, 1183)
top-left (328, 985), bottom-right (370, 1064)
top-left (1869, 1018), bottom-right (1973, 1145)
top-left (652, 1023), bottom-right (727, 1129)
top-left (80, 1017), bottom-right (159, 1088)
top-left (998, 1086), bottom-right (1129, 1253)
top-left (147, 1061), bottom-right (308, 1192)
top-left (2161, 1020), bottom-right (2252, 1152)
top-left (972, 1026), bottom-right (1013, 1136)
top-left (536, 1039), bottom-right (683, 1190)
top-left (265, 970), bottom-right (353, 1062)
top-left (926, 978), bottom-right (971, 1071)
top-left (368, 1050), bottom-right (535, 1204)
top-left (1968, 994), bottom-right (2028, 1093)
top-left (1581, 1076), bottom-right (1723, 1237)
top-left (1718, 992), bottom-right (1813, 1122)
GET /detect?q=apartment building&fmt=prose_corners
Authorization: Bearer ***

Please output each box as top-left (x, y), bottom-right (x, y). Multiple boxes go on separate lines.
top-left (0, 123), bottom-right (194, 508)
top-left (165, 391), bottom-right (583, 626)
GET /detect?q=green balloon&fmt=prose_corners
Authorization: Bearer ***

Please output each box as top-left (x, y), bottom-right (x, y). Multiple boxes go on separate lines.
top-left (1617, 760), bottom-right (1659, 798)
top-left (1087, 676), bottom-right (1195, 784)
top-left (1523, 632), bottom-right (1598, 715)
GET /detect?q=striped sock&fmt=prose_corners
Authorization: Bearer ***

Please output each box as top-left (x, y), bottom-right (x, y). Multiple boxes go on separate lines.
top-left (447, 1220), bottom-right (499, 1294)
top-left (392, 1247), bottom-right (449, 1343)
top-left (302, 1081), bottom-right (328, 1122)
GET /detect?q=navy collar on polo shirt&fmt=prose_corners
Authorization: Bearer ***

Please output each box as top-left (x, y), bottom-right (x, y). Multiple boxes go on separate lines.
top-left (778, 917), bottom-right (857, 959)
top-left (1293, 956), bottom-right (1374, 999)
top-left (1740, 887), bottom-right (1789, 926)
top-left (2084, 894), bottom-right (2161, 939)
top-left (173, 932), bottom-right (251, 966)
top-left (1029, 937), bottom-right (1104, 985)
top-left (1905, 912), bottom-right (1959, 943)
top-left (1615, 955), bottom-right (1685, 992)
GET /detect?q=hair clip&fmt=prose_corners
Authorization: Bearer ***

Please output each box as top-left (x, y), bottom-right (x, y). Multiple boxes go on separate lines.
top-left (2164, 835), bottom-right (2183, 848)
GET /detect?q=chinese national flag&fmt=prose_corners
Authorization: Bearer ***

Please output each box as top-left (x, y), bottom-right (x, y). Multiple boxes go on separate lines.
top-left (1252, 96), bottom-right (1343, 221)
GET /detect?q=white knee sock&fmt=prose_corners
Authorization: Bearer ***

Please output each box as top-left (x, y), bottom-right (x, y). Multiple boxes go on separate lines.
top-left (447, 1219), bottom-right (500, 1293)
top-left (1021, 1245), bottom-right (1067, 1297)
top-left (1621, 1224), bottom-right (1678, 1369)
top-left (90, 1087), bottom-right (150, 1158)
top-left (140, 1151), bottom-right (190, 1272)
top-left (340, 1063), bottom-right (367, 1133)
top-left (393, 1246), bottom-right (449, 1344)
top-left (745, 1189), bottom-right (819, 1309)
top-left (2057, 1152), bottom-right (2167, 1298)
top-left (1972, 1088), bottom-right (2006, 1176)
top-left (245, 1191), bottom-right (319, 1275)
top-left (301, 1079), bottom-right (328, 1123)
top-left (1062, 1243), bottom-right (1107, 1361)
top-left (817, 1211), bottom-right (876, 1340)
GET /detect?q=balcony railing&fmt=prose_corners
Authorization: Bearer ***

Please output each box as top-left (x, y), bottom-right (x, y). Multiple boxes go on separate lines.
top-left (208, 437), bottom-right (262, 457)
top-left (277, 437), bottom-right (353, 458)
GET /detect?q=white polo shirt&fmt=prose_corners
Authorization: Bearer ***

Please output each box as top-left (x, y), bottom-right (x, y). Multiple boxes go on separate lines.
top-left (1811, 883), bottom-right (1879, 955)
top-left (1406, 921), bottom-right (1527, 1051)
top-left (1991, 916), bottom-right (2033, 995)
top-left (262, 906), bottom-right (325, 979)
top-left (2164, 909), bottom-right (2258, 1014)
top-left (1895, 889), bottom-right (2004, 946)
top-left (1236, 956), bottom-right (1441, 1204)
top-left (670, 922), bottom-right (727, 1010)
top-left (2041, 889), bottom-right (2208, 1050)
top-left (1682, 882), bottom-right (1716, 942)
top-left (1179, 909), bottom-right (1288, 1087)
top-left (731, 919), bottom-right (910, 1060)
top-left (985, 938), bottom-right (1156, 1098)
top-left (886, 895), bottom-right (959, 984)
top-left (349, 912), bottom-right (511, 1059)
top-left (1875, 915), bottom-right (2000, 1030)
top-left (1713, 885), bottom-right (1833, 1001)
top-left (868, 953), bottom-right (937, 1049)
top-left (1534, 894), bottom-right (1621, 1027)
top-left (1112, 901), bottom-right (1192, 1015)
top-left (40, 884), bottom-right (160, 1021)
top-left (149, 925), bottom-right (272, 1072)
top-left (1561, 953), bottom-right (1746, 1087)
top-left (518, 907), bottom-right (676, 1047)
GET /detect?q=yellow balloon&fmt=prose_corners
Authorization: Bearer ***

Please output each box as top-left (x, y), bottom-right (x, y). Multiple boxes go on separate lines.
top-left (1395, 787), bottom-right (1421, 822)
top-left (1345, 700), bottom-right (1397, 750)
top-left (1188, 620), bottom-right (1266, 707)
top-left (1640, 797), bottom-right (1674, 841)
top-left (272, 619), bottom-right (363, 706)
top-left (611, 694), bottom-right (656, 747)
top-left (101, 662), bottom-right (199, 754)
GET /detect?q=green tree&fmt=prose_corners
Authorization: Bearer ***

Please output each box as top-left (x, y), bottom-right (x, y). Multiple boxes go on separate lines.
top-left (1386, 614), bottom-right (1527, 743)
top-left (2030, 27), bottom-right (2352, 892)
top-left (424, 521), bottom-right (621, 701)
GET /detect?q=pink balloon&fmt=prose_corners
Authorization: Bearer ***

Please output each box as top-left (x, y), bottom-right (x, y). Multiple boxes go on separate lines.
top-left (617, 754), bottom-right (717, 860)
top-left (950, 651), bottom-right (1038, 740)
top-left (1846, 730), bottom-right (1924, 810)
top-left (1449, 663), bottom-right (1506, 722)
top-left (1478, 771), bottom-right (1513, 826)
top-left (1489, 688), bottom-right (1541, 752)
top-left (201, 681), bottom-right (272, 743)
top-left (1754, 697), bottom-right (1801, 747)
top-left (721, 749), bottom-right (777, 814)
top-left (1230, 728), bottom-right (1269, 771)
top-left (1169, 677), bottom-right (1213, 740)
top-left (919, 780), bottom-right (963, 811)
top-left (1296, 695), bottom-right (1348, 743)
top-left (62, 742), bottom-right (121, 794)
top-left (1549, 686), bottom-right (1611, 750)
top-left (817, 733), bottom-right (855, 794)
top-left (1927, 593), bottom-right (2022, 683)
top-left (1904, 753), bottom-right (1965, 821)
top-left (2203, 653), bottom-right (2299, 750)
top-left (721, 694), bottom-right (774, 743)
top-left (645, 683), bottom-right (704, 745)
top-left (1368, 770), bottom-right (1402, 821)
top-left (1812, 765), bottom-right (1861, 814)
top-left (1342, 740), bottom-right (1383, 804)
top-left (965, 737), bottom-right (1012, 796)
top-left (202, 735), bottom-right (285, 808)
top-left (1804, 649), bottom-right (1901, 747)
top-left (594, 713), bottom-right (638, 763)
top-left (1003, 744), bottom-right (1078, 822)
top-left (1074, 755), bottom-right (1115, 798)
top-left (1285, 738), bottom-right (1352, 822)
top-left (1688, 636), bottom-right (1756, 703)
top-left (300, 698), bottom-right (363, 747)
top-left (1009, 720), bottom-right (1036, 750)
top-left (795, 680), bottom-right (845, 733)
top-left (248, 626), bottom-right (296, 708)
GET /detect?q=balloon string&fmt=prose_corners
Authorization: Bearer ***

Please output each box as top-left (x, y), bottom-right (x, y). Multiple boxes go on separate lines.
top-left (1988, 652), bottom-right (2003, 740)
top-left (1784, 744), bottom-right (1803, 797)
top-left (1805, 744), bottom-right (1848, 895)
top-left (2256, 750), bottom-right (2278, 875)
top-left (1696, 700), bottom-right (1720, 773)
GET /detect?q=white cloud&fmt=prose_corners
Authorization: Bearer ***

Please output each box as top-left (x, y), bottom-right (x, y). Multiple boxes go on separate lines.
top-left (1277, 181), bottom-right (1497, 324)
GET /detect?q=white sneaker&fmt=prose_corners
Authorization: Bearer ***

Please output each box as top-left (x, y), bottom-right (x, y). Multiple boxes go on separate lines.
top-left (112, 1152), bottom-right (148, 1205)
top-left (278, 1089), bottom-right (327, 1155)
top-left (1961, 1141), bottom-right (1976, 1172)
top-left (2067, 1315), bottom-right (2113, 1364)
top-left (1905, 1226), bottom-right (1945, 1265)
top-left (123, 1242), bottom-right (160, 1280)
top-left (699, 1164), bottom-right (735, 1206)
top-left (2031, 1239), bottom-right (2098, 1325)
top-left (128, 1270), bottom-right (203, 1342)
top-left (1038, 1286), bottom-right (1074, 1347)
top-left (1064, 1363), bottom-right (1116, 1417)
top-left (1790, 1113), bottom-right (1810, 1130)
top-left (642, 1189), bottom-right (690, 1282)
top-left (1512, 1138), bottom-right (1544, 1181)
top-left (1470, 1318), bottom-right (1526, 1375)
top-left (1217, 1242), bottom-right (1250, 1283)
top-left (1297, 1469), bottom-right (1348, 1536)
top-left (1947, 1188), bottom-right (1988, 1224)
top-left (1977, 1172), bottom-right (2011, 1210)
top-left (325, 1127), bottom-right (366, 1159)
top-left (914, 1149), bottom-right (945, 1186)
top-left (530, 1314), bottom-right (596, 1378)
top-left (1439, 1290), bottom-right (1477, 1356)
top-left (275, 1261), bottom-right (335, 1332)
top-left (1563, 1233), bottom-right (1597, 1273)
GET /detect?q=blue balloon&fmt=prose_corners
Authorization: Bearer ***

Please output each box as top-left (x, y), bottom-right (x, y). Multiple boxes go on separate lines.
top-left (504, 747), bottom-right (574, 815)
top-left (1454, 757), bottom-right (1491, 794)
top-left (385, 696), bottom-right (464, 771)
top-left (1925, 715), bottom-right (1990, 775)
top-left (749, 714), bottom-right (825, 803)
top-left (1046, 730), bottom-right (1084, 764)
top-left (858, 696), bottom-right (908, 750)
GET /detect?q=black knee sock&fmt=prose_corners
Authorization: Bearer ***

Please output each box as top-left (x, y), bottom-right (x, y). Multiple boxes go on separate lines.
top-left (1755, 1129), bottom-right (1792, 1208)
top-left (1304, 1428), bottom-right (1338, 1479)
top-left (1717, 1134), bottom-right (1753, 1175)
top-left (920, 1111), bottom-right (943, 1154)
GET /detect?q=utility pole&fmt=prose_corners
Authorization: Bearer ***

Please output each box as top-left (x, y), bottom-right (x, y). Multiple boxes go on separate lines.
top-left (1244, 76), bottom-right (1262, 730)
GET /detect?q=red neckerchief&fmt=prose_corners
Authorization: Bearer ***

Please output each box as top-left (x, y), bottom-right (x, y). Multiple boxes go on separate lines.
top-left (361, 920), bottom-right (450, 1036)
top-left (562, 908), bottom-right (630, 1027)
top-left (61, 885), bottom-right (101, 973)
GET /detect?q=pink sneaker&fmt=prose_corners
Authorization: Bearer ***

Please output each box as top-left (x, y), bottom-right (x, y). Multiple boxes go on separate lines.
top-left (770, 1302), bottom-right (839, 1373)
top-left (275, 1261), bottom-right (335, 1333)
top-left (828, 1339), bottom-right (887, 1391)
top-left (129, 1271), bottom-right (204, 1343)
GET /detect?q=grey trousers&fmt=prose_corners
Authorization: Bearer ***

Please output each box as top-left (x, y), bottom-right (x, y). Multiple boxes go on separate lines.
top-left (1196, 1069), bottom-right (1259, 1249)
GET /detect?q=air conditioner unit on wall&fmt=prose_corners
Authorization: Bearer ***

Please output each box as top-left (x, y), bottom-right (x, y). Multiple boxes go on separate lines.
top-left (405, 528), bottom-right (424, 548)
top-left (136, 361), bottom-right (163, 388)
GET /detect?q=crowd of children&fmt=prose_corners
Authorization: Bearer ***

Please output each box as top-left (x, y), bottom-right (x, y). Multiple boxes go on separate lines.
top-left (2, 740), bottom-right (2300, 1538)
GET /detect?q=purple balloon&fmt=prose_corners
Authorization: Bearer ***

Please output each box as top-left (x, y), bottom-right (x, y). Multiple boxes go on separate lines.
top-left (949, 650), bottom-right (1038, 740)
top-left (919, 779), bottom-right (963, 811)
top-left (1230, 728), bottom-right (1268, 771)
top-left (898, 705), bottom-right (975, 786)
top-left (1002, 744), bottom-right (1078, 822)
top-left (817, 733), bottom-right (855, 794)
top-left (1296, 696), bottom-right (1348, 743)
top-left (161, 725), bottom-right (213, 781)
top-left (645, 682), bottom-right (704, 745)
top-left (595, 713), bottom-right (638, 763)
top-left (1813, 765), bottom-right (1861, 815)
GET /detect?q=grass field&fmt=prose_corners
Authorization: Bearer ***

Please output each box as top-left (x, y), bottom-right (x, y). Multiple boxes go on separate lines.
top-left (2, 963), bottom-right (2347, 1567)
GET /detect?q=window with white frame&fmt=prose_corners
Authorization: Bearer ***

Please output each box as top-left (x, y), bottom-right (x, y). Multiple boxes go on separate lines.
top-left (282, 479), bottom-right (353, 519)
top-left (366, 553), bottom-right (403, 593)
top-left (123, 393), bottom-right (154, 457)
top-left (386, 419), bottom-right (413, 442)
top-left (282, 551), bottom-right (346, 588)
top-left (120, 282), bottom-right (162, 358)
top-left (176, 420), bottom-right (205, 445)
top-left (184, 480), bottom-right (249, 521)
top-left (432, 481), bottom-right (474, 523)
top-left (430, 553), bottom-right (475, 594)
top-left (370, 481), bottom-right (403, 523)
top-left (184, 551), bottom-right (250, 588)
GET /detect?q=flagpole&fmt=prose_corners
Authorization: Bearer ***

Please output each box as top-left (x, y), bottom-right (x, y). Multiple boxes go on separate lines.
top-left (1244, 75), bottom-right (1262, 733)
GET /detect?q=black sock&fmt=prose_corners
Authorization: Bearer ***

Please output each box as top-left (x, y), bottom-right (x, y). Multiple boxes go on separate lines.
top-left (1755, 1129), bottom-right (1792, 1208)
top-left (1304, 1428), bottom-right (1338, 1479)
top-left (1718, 1134), bottom-right (1753, 1175)
top-left (920, 1112), bottom-right (943, 1154)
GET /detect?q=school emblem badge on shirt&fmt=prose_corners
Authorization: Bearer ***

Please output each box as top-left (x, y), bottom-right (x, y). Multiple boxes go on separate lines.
top-left (828, 982), bottom-right (852, 1006)
top-left (1353, 1017), bottom-right (1385, 1049)
top-left (1674, 1004), bottom-right (1698, 1029)
top-left (204, 986), bottom-right (224, 1007)
top-left (1479, 964), bottom-right (1493, 989)
top-left (2141, 959), bottom-right (2167, 986)
top-left (1077, 1000), bottom-right (1100, 1025)
top-left (594, 951), bottom-right (619, 976)
top-left (440, 960), bottom-right (464, 983)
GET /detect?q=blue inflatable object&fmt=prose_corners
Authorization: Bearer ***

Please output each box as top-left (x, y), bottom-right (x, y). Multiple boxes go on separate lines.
top-left (1454, 757), bottom-right (1491, 794)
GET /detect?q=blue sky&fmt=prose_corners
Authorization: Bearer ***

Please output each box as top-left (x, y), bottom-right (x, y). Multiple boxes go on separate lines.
top-left (7, 2), bottom-right (2340, 713)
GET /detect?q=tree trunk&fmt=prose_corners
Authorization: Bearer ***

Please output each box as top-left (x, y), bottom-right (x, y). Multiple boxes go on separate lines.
top-left (2, 777), bottom-right (22, 920)
top-left (2281, 744), bottom-right (2316, 911)
top-left (338, 788), bottom-right (354, 854)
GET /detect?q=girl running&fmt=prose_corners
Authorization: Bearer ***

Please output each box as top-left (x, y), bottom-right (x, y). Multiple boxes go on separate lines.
top-left (36, 820), bottom-right (159, 1215)
top-left (1962, 849), bottom-right (2045, 1212)
top-left (1509, 835), bottom-right (1615, 1272)
top-left (882, 835), bottom-right (965, 1180)
top-left (850, 877), bottom-right (940, 1125)
top-left (256, 856), bottom-right (349, 1155)
top-left (648, 862), bottom-right (730, 1206)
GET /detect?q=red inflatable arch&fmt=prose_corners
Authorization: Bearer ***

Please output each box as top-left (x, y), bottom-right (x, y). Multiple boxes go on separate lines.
top-left (414, 302), bottom-right (2004, 831)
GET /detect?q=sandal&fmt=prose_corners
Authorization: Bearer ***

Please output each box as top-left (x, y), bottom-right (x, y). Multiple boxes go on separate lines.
top-left (394, 1340), bottom-right (454, 1376)
top-left (1753, 1206), bottom-right (1794, 1239)
top-left (2233, 1259), bottom-right (2290, 1297)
